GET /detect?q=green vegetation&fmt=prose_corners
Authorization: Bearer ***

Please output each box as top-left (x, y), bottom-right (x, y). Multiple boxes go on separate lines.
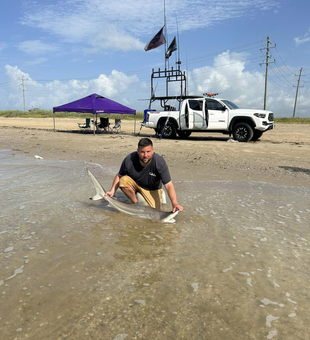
top-left (274, 117), bottom-right (310, 124)
top-left (1, 110), bottom-right (309, 124)
top-left (0, 109), bottom-right (144, 120)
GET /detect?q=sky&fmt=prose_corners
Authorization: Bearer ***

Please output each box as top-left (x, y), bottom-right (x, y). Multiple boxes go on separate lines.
top-left (0, 0), bottom-right (310, 117)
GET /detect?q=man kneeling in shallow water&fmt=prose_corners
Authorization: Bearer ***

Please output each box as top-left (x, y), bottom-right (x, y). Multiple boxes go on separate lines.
top-left (105, 138), bottom-right (183, 212)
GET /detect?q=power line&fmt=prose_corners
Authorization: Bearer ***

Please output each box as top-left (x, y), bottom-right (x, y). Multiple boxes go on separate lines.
top-left (259, 63), bottom-right (288, 89)
top-left (273, 60), bottom-right (295, 86)
top-left (274, 44), bottom-right (295, 76)
top-left (266, 88), bottom-right (296, 113)
top-left (0, 80), bottom-right (20, 87)
top-left (269, 65), bottom-right (292, 87)
top-left (186, 39), bottom-right (264, 63)
top-left (186, 46), bottom-right (262, 66)
top-left (268, 74), bottom-right (290, 89)
top-left (298, 86), bottom-right (310, 115)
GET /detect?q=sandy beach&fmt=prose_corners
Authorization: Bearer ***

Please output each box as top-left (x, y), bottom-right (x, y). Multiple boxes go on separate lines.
top-left (0, 117), bottom-right (309, 188)
top-left (1, 117), bottom-right (310, 340)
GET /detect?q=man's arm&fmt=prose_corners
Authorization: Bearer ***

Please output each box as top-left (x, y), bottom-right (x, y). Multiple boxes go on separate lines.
top-left (105, 173), bottom-right (122, 197)
top-left (164, 181), bottom-right (183, 212)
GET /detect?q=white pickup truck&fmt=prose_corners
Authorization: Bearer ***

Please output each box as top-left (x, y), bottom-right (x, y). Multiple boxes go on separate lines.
top-left (143, 96), bottom-right (275, 142)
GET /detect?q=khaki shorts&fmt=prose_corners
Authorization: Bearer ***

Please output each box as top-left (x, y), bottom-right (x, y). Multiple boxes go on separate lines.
top-left (119, 175), bottom-right (163, 209)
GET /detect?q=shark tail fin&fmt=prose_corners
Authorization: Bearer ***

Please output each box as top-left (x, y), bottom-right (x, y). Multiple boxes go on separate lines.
top-left (162, 210), bottom-right (179, 223)
top-left (87, 169), bottom-right (107, 200)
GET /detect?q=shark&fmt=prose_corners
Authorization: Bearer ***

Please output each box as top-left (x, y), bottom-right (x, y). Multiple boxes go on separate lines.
top-left (87, 169), bottom-right (179, 223)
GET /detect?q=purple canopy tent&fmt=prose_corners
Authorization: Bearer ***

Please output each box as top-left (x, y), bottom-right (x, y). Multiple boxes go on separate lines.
top-left (53, 93), bottom-right (136, 134)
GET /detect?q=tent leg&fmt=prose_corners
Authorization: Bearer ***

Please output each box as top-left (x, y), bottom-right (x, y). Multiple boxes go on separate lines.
top-left (53, 112), bottom-right (55, 132)
top-left (93, 114), bottom-right (96, 135)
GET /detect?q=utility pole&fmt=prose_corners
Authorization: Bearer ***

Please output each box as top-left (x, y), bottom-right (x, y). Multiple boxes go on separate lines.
top-left (293, 67), bottom-right (304, 118)
top-left (20, 75), bottom-right (28, 112)
top-left (260, 37), bottom-right (275, 110)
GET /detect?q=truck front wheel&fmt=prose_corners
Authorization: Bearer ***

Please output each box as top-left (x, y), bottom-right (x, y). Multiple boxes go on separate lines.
top-left (159, 121), bottom-right (177, 138)
top-left (251, 130), bottom-right (263, 141)
top-left (233, 123), bottom-right (254, 142)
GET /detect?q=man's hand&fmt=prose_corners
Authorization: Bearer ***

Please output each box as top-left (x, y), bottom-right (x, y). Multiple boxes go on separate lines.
top-left (104, 173), bottom-right (121, 201)
top-left (172, 203), bottom-right (183, 212)
top-left (105, 189), bottom-right (114, 198)
top-left (104, 190), bottom-right (115, 201)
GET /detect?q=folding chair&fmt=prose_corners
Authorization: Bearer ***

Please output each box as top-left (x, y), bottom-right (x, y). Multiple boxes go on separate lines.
top-left (97, 117), bottom-right (111, 132)
top-left (112, 119), bottom-right (121, 133)
top-left (77, 118), bottom-right (91, 129)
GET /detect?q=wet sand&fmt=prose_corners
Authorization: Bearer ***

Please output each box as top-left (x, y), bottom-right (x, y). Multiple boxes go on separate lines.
top-left (0, 117), bottom-right (309, 188)
top-left (0, 118), bottom-right (310, 340)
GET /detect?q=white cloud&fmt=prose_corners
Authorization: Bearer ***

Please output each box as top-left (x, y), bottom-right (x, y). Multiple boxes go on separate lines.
top-left (18, 40), bottom-right (59, 55)
top-left (20, 0), bottom-right (280, 52)
top-left (294, 28), bottom-right (310, 46)
top-left (3, 50), bottom-right (309, 117)
top-left (5, 65), bottom-right (31, 82)
top-left (295, 37), bottom-right (310, 45)
top-left (3, 64), bottom-right (140, 111)
top-left (189, 51), bottom-right (265, 100)
top-left (294, 33), bottom-right (310, 46)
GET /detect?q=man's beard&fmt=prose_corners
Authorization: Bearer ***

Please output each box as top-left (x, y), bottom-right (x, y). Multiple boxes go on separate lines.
top-left (140, 156), bottom-right (152, 164)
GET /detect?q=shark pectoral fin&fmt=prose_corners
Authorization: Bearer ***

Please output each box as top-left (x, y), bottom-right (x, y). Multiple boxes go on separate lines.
top-left (90, 194), bottom-right (102, 201)
top-left (161, 190), bottom-right (167, 205)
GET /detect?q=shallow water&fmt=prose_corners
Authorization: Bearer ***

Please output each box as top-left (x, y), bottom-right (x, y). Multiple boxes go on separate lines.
top-left (0, 149), bottom-right (309, 340)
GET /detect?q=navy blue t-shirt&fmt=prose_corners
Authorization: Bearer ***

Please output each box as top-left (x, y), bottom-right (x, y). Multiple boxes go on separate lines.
top-left (119, 152), bottom-right (171, 190)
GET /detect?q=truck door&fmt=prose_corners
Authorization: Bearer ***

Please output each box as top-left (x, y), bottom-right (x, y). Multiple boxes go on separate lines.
top-left (188, 99), bottom-right (206, 129)
top-left (206, 99), bottom-right (228, 129)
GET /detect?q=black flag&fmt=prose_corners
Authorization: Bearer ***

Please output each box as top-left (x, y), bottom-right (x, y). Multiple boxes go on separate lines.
top-left (144, 26), bottom-right (166, 51)
top-left (165, 36), bottom-right (177, 59)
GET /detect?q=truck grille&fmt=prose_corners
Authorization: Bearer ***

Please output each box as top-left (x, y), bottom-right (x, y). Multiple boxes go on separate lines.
top-left (268, 113), bottom-right (274, 121)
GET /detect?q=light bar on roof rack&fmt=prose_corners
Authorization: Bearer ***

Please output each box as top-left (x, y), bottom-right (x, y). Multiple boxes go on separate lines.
top-left (203, 93), bottom-right (219, 97)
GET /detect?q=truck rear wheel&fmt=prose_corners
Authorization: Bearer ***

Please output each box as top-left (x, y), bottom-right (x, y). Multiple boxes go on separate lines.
top-left (178, 130), bottom-right (192, 139)
top-left (233, 122), bottom-right (254, 142)
top-left (159, 121), bottom-right (176, 138)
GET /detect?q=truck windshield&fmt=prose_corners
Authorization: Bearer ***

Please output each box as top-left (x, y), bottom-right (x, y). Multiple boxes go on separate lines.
top-left (221, 100), bottom-right (239, 110)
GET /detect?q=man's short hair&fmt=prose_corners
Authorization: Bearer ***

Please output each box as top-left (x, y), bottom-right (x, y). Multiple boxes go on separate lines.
top-left (138, 138), bottom-right (153, 148)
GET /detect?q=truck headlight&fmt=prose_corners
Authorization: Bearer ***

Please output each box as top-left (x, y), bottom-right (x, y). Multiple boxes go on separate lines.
top-left (254, 113), bottom-right (266, 118)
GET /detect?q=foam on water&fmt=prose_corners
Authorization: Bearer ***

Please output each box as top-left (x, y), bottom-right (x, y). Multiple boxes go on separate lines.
top-left (0, 149), bottom-right (310, 339)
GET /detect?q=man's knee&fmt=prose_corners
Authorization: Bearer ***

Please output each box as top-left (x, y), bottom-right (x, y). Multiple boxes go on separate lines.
top-left (119, 175), bottom-right (130, 187)
top-left (119, 175), bottom-right (136, 189)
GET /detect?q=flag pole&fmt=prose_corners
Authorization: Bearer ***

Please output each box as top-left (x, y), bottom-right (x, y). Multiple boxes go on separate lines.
top-left (175, 12), bottom-right (180, 70)
top-left (164, 0), bottom-right (167, 69)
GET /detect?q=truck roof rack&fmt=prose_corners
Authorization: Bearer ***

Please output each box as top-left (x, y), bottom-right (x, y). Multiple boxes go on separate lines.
top-left (150, 95), bottom-right (204, 111)
top-left (151, 95), bottom-right (203, 101)
top-left (148, 67), bottom-right (205, 110)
